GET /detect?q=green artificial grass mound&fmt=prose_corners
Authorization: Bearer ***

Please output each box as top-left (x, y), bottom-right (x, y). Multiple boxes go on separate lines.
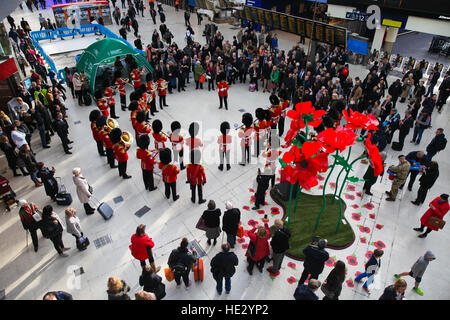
top-left (270, 188), bottom-right (355, 260)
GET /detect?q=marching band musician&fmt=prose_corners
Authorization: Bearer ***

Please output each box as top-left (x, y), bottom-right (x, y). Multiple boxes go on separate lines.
top-left (95, 90), bottom-right (109, 117)
top-left (158, 148), bottom-right (180, 202)
top-left (114, 70), bottom-right (129, 111)
top-left (217, 121), bottom-right (232, 171)
top-left (217, 74), bottom-right (229, 110)
top-left (169, 121), bottom-right (185, 170)
top-left (278, 89), bottom-right (289, 137)
top-left (104, 85), bottom-right (119, 119)
top-left (261, 135), bottom-right (282, 189)
top-left (138, 84), bottom-right (151, 121)
top-left (128, 99), bottom-right (140, 129)
top-left (96, 115), bottom-right (117, 169)
top-left (110, 128), bottom-right (132, 179)
top-left (268, 94), bottom-right (281, 131)
top-left (131, 67), bottom-right (144, 90)
top-left (145, 74), bottom-right (158, 116)
top-left (238, 112), bottom-right (254, 166)
top-left (134, 110), bottom-right (152, 141)
top-left (136, 135), bottom-right (157, 192)
top-left (253, 108), bottom-right (268, 158)
top-left (89, 110), bottom-right (106, 157)
top-left (185, 122), bottom-right (203, 153)
top-left (151, 119), bottom-right (168, 150)
top-left (157, 77), bottom-right (169, 109)
top-left (186, 149), bottom-right (207, 204)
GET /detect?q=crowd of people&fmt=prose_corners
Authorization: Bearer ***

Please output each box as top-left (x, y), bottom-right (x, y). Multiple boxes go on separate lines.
top-left (2, 0), bottom-right (449, 301)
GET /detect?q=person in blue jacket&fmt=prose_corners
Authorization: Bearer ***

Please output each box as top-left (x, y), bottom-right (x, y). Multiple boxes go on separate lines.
top-left (355, 249), bottom-right (384, 293)
top-left (43, 291), bottom-right (73, 300)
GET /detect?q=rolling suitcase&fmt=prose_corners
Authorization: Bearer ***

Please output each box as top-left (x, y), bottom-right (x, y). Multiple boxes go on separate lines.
top-left (193, 258), bottom-right (204, 282)
top-left (76, 236), bottom-right (90, 251)
top-left (91, 196), bottom-right (114, 220)
top-left (55, 177), bottom-right (73, 205)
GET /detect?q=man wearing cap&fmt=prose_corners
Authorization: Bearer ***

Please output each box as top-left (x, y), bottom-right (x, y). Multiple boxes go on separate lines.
top-left (386, 155), bottom-right (410, 201)
top-left (18, 200), bottom-right (41, 252)
top-left (414, 194), bottom-right (449, 238)
top-left (298, 238), bottom-right (329, 285)
top-left (294, 279), bottom-right (321, 300)
top-left (222, 202), bottom-right (241, 248)
top-left (394, 251), bottom-right (436, 296)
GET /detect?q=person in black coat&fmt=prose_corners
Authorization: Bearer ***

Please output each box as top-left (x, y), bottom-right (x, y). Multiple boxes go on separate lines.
top-left (30, 105), bottom-right (50, 148)
top-left (41, 205), bottom-right (69, 257)
top-left (405, 151), bottom-right (429, 191)
top-left (298, 238), bottom-right (329, 285)
top-left (201, 200), bottom-right (222, 246)
top-left (222, 201), bottom-right (241, 248)
top-left (167, 237), bottom-right (197, 289)
top-left (412, 161), bottom-right (439, 205)
top-left (379, 279), bottom-right (407, 300)
top-left (267, 219), bottom-right (290, 274)
top-left (210, 242), bottom-right (239, 295)
top-left (252, 168), bottom-right (271, 210)
top-left (394, 110), bottom-right (414, 150)
top-left (425, 128), bottom-right (446, 161)
top-left (388, 79), bottom-right (402, 108)
top-left (0, 135), bottom-right (27, 176)
top-left (53, 112), bottom-right (73, 154)
top-left (321, 260), bottom-right (346, 300)
top-left (36, 162), bottom-right (58, 201)
top-left (139, 265), bottom-right (166, 300)
top-left (294, 279), bottom-right (320, 300)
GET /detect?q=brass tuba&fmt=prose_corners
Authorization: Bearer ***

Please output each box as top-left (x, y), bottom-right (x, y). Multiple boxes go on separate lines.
top-left (121, 131), bottom-right (134, 148)
top-left (105, 118), bottom-right (119, 132)
top-left (160, 80), bottom-right (168, 90)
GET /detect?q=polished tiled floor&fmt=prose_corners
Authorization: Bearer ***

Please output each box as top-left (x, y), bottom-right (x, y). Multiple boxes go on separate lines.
top-left (1, 3), bottom-right (449, 300)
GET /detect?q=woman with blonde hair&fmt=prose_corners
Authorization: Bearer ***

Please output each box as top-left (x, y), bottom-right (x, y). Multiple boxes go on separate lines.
top-left (107, 276), bottom-right (131, 300)
top-left (245, 221), bottom-right (270, 275)
top-left (379, 278), bottom-right (407, 300)
top-left (65, 207), bottom-right (89, 250)
top-left (72, 167), bottom-right (95, 215)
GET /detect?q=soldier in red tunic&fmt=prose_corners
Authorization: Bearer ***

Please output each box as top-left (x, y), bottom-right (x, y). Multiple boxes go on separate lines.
top-left (134, 110), bottom-right (152, 141)
top-left (131, 67), bottom-right (143, 89)
top-left (128, 100), bottom-right (139, 129)
top-left (157, 78), bottom-right (168, 109)
top-left (186, 149), bottom-right (207, 204)
top-left (278, 89), bottom-right (289, 137)
top-left (96, 115), bottom-right (117, 169)
top-left (217, 75), bottom-right (229, 110)
top-left (89, 110), bottom-right (106, 156)
top-left (217, 121), bottom-right (232, 171)
top-left (110, 128), bottom-right (132, 179)
top-left (146, 73), bottom-right (158, 116)
top-left (253, 108), bottom-right (268, 158)
top-left (136, 134), bottom-right (157, 191)
top-left (268, 94), bottom-right (281, 131)
top-left (114, 70), bottom-right (129, 111)
top-left (158, 148), bottom-right (180, 201)
top-left (104, 85), bottom-right (119, 119)
top-left (152, 119), bottom-right (167, 150)
top-left (238, 113), bottom-right (253, 166)
top-left (169, 121), bottom-right (185, 170)
top-left (185, 122), bottom-right (203, 154)
top-left (95, 90), bottom-right (109, 117)
top-left (261, 135), bottom-right (282, 188)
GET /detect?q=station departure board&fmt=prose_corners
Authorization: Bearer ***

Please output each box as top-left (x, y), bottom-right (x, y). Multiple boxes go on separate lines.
top-left (236, 6), bottom-right (347, 49)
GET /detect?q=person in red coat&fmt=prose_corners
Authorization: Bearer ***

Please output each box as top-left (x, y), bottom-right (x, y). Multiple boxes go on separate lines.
top-left (414, 194), bottom-right (449, 238)
top-left (129, 224), bottom-right (161, 272)
top-left (89, 110), bottom-right (106, 156)
top-left (136, 135), bottom-right (157, 191)
top-left (131, 67), bottom-right (143, 89)
top-left (158, 148), bottom-right (180, 201)
top-left (104, 86), bottom-right (119, 119)
top-left (114, 71), bottom-right (129, 111)
top-left (157, 78), bottom-right (168, 109)
top-left (245, 222), bottom-right (270, 275)
top-left (186, 149), bottom-right (206, 204)
top-left (96, 116), bottom-right (117, 169)
top-left (95, 90), bottom-right (109, 117)
top-left (217, 76), bottom-right (229, 110)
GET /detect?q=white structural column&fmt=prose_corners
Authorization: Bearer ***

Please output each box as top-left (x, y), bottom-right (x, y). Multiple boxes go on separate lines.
top-left (371, 24), bottom-right (386, 54)
top-left (383, 26), bottom-right (399, 54)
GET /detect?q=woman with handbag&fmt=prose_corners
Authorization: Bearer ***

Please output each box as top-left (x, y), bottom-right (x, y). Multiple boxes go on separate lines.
top-left (414, 193), bottom-right (449, 238)
top-left (41, 205), bottom-right (69, 257)
top-left (65, 207), bottom-right (89, 251)
top-left (245, 222), bottom-right (270, 275)
top-left (72, 167), bottom-right (95, 215)
top-left (321, 260), bottom-right (346, 300)
top-left (201, 200), bottom-right (222, 246)
top-left (37, 162), bottom-right (58, 201)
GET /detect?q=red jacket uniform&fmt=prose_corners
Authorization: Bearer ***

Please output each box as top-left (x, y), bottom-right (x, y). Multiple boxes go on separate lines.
top-left (112, 142), bottom-right (129, 162)
top-left (131, 69), bottom-right (142, 88)
top-left (238, 127), bottom-right (253, 147)
top-left (130, 110), bottom-right (138, 127)
top-left (129, 234), bottom-right (154, 261)
top-left (262, 148), bottom-right (282, 171)
top-left (152, 132), bottom-right (167, 150)
top-left (104, 87), bottom-right (115, 106)
top-left (146, 81), bottom-right (157, 99)
top-left (185, 137), bottom-right (203, 151)
top-left (170, 133), bottom-right (184, 152)
top-left (186, 164), bottom-right (206, 185)
top-left (135, 121), bottom-right (152, 138)
top-left (217, 81), bottom-right (229, 97)
top-left (420, 197), bottom-right (449, 231)
top-left (97, 98), bottom-right (109, 117)
top-left (157, 79), bottom-right (167, 96)
top-left (115, 78), bottom-right (127, 96)
top-left (269, 104), bottom-right (281, 126)
top-left (253, 120), bottom-right (268, 141)
top-left (245, 222), bottom-right (270, 261)
top-left (136, 148), bottom-right (156, 171)
top-left (99, 129), bottom-right (113, 149)
top-left (280, 100), bottom-right (289, 119)
top-left (91, 122), bottom-right (102, 141)
top-left (217, 134), bottom-right (232, 153)
top-left (158, 162), bottom-right (180, 183)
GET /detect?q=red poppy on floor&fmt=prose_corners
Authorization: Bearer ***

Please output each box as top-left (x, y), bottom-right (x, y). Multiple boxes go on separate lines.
top-left (242, 244), bottom-right (248, 249)
top-left (372, 240), bottom-right (386, 250)
top-left (352, 213), bottom-right (361, 221)
top-left (276, 177), bottom-right (280, 182)
top-left (319, 185), bottom-right (324, 189)
top-left (365, 251), bottom-right (374, 260)
top-left (287, 262), bottom-right (296, 269)
top-left (269, 270), bottom-right (281, 279)
top-left (375, 224), bottom-right (384, 230)
top-left (261, 218), bottom-right (269, 223)
top-left (369, 213), bottom-right (376, 219)
top-left (264, 201), bottom-right (268, 205)
top-left (325, 256), bottom-right (336, 267)
top-left (316, 127), bottom-right (358, 154)
top-left (250, 195), bottom-right (255, 203)
top-left (352, 204), bottom-right (359, 209)
top-left (364, 202), bottom-right (375, 210)
top-left (346, 279), bottom-right (355, 288)
top-left (270, 207), bottom-right (280, 215)
top-left (242, 206), bottom-right (250, 211)
top-left (364, 133), bottom-right (383, 177)
top-left (249, 188), bottom-right (255, 193)
top-left (347, 185), bottom-right (356, 192)
top-left (287, 277), bottom-right (297, 284)
top-left (360, 237), bottom-right (367, 244)
top-left (359, 225), bottom-right (371, 233)
top-left (356, 192), bottom-right (363, 197)
top-left (237, 238), bottom-right (245, 244)
top-left (347, 255), bottom-right (358, 266)
top-left (317, 175), bottom-right (324, 181)
top-left (343, 109), bottom-right (379, 131)
top-left (257, 209), bottom-right (265, 215)
top-left (248, 219), bottom-right (258, 227)
top-left (329, 182), bottom-right (336, 189)
top-left (345, 194), bottom-right (356, 200)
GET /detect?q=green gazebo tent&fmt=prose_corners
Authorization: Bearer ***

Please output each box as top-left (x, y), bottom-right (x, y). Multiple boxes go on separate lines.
top-left (76, 38), bottom-right (153, 94)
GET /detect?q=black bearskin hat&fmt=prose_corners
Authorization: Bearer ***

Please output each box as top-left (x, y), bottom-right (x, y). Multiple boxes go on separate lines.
top-left (94, 90), bottom-right (103, 100)
top-left (264, 110), bottom-right (272, 122)
top-left (190, 149), bottom-right (201, 164)
top-left (255, 108), bottom-right (265, 122)
top-left (278, 89), bottom-right (287, 101)
top-left (159, 148), bottom-right (172, 165)
top-left (138, 84), bottom-right (147, 95)
top-left (114, 70), bottom-right (122, 81)
top-left (137, 134), bottom-right (150, 150)
top-left (128, 100), bottom-right (139, 111)
top-left (136, 110), bottom-right (146, 123)
top-left (188, 122), bottom-right (200, 137)
top-left (109, 128), bottom-right (122, 144)
top-left (171, 121), bottom-right (181, 133)
top-left (220, 121), bottom-right (230, 135)
top-left (89, 109), bottom-right (101, 122)
top-left (96, 115), bottom-right (107, 128)
top-left (145, 72), bottom-right (153, 83)
top-left (242, 113), bottom-right (253, 128)
top-left (152, 119), bottom-right (163, 134)
top-left (269, 94), bottom-right (280, 105)
top-left (129, 91), bottom-right (139, 102)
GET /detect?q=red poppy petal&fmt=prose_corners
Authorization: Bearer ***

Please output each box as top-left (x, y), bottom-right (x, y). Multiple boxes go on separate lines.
top-left (302, 141), bottom-right (322, 159)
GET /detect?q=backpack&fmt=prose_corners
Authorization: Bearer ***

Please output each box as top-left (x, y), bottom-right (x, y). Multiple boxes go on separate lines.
top-left (438, 137), bottom-right (447, 151)
top-left (168, 249), bottom-right (188, 275)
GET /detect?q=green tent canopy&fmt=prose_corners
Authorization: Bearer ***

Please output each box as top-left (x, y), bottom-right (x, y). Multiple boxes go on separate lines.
top-left (76, 38), bottom-right (153, 94)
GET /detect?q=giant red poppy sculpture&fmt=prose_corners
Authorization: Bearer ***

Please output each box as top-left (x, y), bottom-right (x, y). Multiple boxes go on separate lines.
top-left (343, 109), bottom-right (379, 131)
top-left (364, 133), bottom-right (383, 177)
top-left (316, 127), bottom-right (359, 154)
